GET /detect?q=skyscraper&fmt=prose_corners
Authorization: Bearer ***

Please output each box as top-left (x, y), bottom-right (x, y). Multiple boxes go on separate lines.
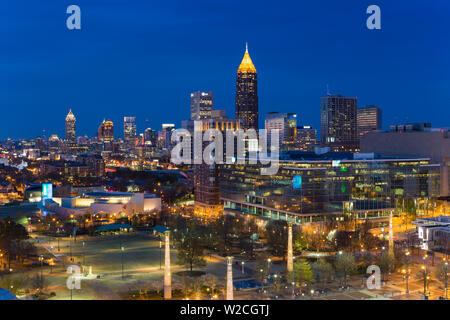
top-left (98, 119), bottom-right (114, 142)
top-left (357, 105), bottom-right (382, 138)
top-left (65, 109), bottom-right (76, 143)
top-left (320, 95), bottom-right (358, 152)
top-left (190, 91), bottom-right (213, 120)
top-left (265, 112), bottom-right (297, 145)
top-left (295, 126), bottom-right (317, 151)
top-left (236, 43), bottom-right (258, 131)
top-left (123, 116), bottom-right (136, 148)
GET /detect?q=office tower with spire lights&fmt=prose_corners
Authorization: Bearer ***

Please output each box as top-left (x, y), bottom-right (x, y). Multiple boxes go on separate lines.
top-left (65, 109), bottom-right (76, 143)
top-left (236, 43), bottom-right (258, 131)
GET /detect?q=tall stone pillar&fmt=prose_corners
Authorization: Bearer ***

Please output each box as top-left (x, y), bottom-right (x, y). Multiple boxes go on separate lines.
top-left (164, 231), bottom-right (172, 299)
top-left (226, 256), bottom-right (233, 300)
top-left (287, 223), bottom-right (293, 272)
top-left (389, 211), bottom-right (394, 257)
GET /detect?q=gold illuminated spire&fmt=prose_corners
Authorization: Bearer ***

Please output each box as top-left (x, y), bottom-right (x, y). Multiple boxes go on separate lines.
top-left (238, 43), bottom-right (256, 73)
top-left (66, 108), bottom-right (75, 121)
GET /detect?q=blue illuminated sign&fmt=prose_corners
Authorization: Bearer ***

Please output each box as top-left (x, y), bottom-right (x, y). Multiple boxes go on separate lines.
top-left (293, 175), bottom-right (302, 189)
top-left (42, 183), bottom-right (53, 201)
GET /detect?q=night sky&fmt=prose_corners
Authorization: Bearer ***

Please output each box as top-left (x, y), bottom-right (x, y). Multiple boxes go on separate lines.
top-left (2, 0), bottom-right (450, 139)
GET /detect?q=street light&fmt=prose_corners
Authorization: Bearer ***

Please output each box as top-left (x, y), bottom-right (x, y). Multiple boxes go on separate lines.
top-left (241, 261), bottom-right (245, 274)
top-left (82, 241), bottom-right (86, 267)
top-left (445, 261), bottom-right (448, 300)
top-left (159, 240), bottom-right (162, 270)
top-left (404, 251), bottom-right (410, 294)
top-left (121, 245), bottom-right (125, 279)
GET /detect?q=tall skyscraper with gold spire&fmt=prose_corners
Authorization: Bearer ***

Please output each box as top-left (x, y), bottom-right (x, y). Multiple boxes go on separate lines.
top-left (65, 109), bottom-right (76, 143)
top-left (236, 43), bottom-right (258, 131)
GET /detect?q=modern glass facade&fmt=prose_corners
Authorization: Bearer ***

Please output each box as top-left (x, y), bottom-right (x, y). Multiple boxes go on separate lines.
top-left (219, 152), bottom-right (440, 224)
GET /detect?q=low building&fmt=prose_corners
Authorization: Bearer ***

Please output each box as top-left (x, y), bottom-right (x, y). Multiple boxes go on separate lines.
top-left (44, 191), bottom-right (161, 217)
top-left (413, 215), bottom-right (450, 252)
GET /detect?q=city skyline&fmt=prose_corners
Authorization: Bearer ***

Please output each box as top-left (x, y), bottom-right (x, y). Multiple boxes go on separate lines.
top-left (3, 0), bottom-right (450, 139)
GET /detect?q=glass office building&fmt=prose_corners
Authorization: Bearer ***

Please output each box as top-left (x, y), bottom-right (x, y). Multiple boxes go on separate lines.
top-left (220, 151), bottom-right (440, 224)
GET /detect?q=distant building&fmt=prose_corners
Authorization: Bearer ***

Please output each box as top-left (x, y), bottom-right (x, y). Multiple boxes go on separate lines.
top-left (320, 95), bottom-right (358, 152)
top-left (265, 112), bottom-right (297, 146)
top-left (295, 126), bottom-right (317, 151)
top-left (357, 105), bottom-right (382, 138)
top-left (236, 44), bottom-right (258, 131)
top-left (65, 109), bottom-right (76, 143)
top-left (41, 160), bottom-right (90, 178)
top-left (98, 119), bottom-right (114, 142)
top-left (123, 117), bottom-right (136, 148)
top-left (361, 124), bottom-right (450, 197)
top-left (191, 91), bottom-right (213, 120)
top-left (77, 153), bottom-right (105, 177)
top-left (144, 128), bottom-right (157, 147)
top-left (211, 109), bottom-right (227, 120)
top-left (158, 124), bottom-right (175, 149)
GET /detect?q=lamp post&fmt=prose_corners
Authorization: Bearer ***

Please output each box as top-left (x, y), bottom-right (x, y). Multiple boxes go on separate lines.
top-left (82, 241), bottom-right (86, 267)
top-left (445, 261), bottom-right (448, 300)
top-left (69, 234), bottom-right (73, 262)
top-left (39, 255), bottom-right (43, 279)
top-left (159, 240), bottom-right (162, 270)
top-left (121, 245), bottom-right (125, 279)
top-left (241, 261), bottom-right (245, 274)
top-left (405, 251), bottom-right (410, 294)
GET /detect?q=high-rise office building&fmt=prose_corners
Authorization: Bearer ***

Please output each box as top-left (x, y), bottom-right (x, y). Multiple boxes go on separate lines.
top-left (182, 118), bottom-right (242, 216)
top-left (98, 119), bottom-right (114, 142)
top-left (296, 126), bottom-right (317, 151)
top-left (157, 124), bottom-right (175, 149)
top-left (357, 105), bottom-right (382, 138)
top-left (265, 112), bottom-right (297, 145)
top-left (320, 95), bottom-right (358, 152)
top-left (144, 128), bottom-right (157, 147)
top-left (123, 117), bottom-right (136, 148)
top-left (190, 91), bottom-right (213, 120)
top-left (236, 43), bottom-right (258, 131)
top-left (65, 109), bottom-right (76, 143)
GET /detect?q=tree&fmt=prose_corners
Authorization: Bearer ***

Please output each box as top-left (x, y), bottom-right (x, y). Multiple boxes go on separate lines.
top-left (30, 273), bottom-right (49, 292)
top-left (335, 251), bottom-right (356, 286)
top-left (379, 251), bottom-right (396, 281)
top-left (435, 261), bottom-right (449, 285)
top-left (176, 225), bottom-right (207, 272)
top-left (265, 220), bottom-right (287, 257)
top-left (312, 259), bottom-right (334, 287)
top-left (0, 219), bottom-right (29, 269)
top-left (293, 234), bottom-right (308, 255)
top-left (293, 259), bottom-right (314, 286)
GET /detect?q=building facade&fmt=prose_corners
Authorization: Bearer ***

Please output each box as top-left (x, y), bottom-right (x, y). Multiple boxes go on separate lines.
top-left (357, 105), bottom-right (382, 138)
top-left (98, 119), bottom-right (114, 142)
top-left (123, 116), bottom-right (137, 148)
top-left (65, 109), bottom-right (76, 143)
top-left (295, 126), bottom-right (317, 151)
top-left (361, 124), bottom-right (450, 197)
top-left (320, 95), bottom-right (358, 152)
top-left (265, 112), bottom-right (297, 146)
top-left (190, 91), bottom-right (213, 120)
top-left (220, 151), bottom-right (440, 225)
top-left (236, 44), bottom-right (258, 131)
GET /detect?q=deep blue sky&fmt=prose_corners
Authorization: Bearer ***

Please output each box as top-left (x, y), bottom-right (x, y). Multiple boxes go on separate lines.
top-left (2, 0), bottom-right (450, 139)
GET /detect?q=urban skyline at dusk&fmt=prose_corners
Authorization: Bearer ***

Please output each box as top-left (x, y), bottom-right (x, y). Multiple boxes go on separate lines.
top-left (1, 0), bottom-right (450, 306)
top-left (3, 0), bottom-right (450, 139)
